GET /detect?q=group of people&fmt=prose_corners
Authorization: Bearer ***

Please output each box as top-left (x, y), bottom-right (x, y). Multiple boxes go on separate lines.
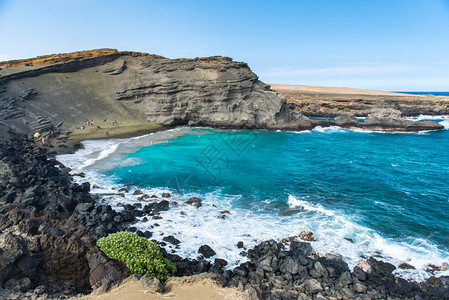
top-left (33, 129), bottom-right (52, 145)
top-left (76, 120), bottom-right (95, 130)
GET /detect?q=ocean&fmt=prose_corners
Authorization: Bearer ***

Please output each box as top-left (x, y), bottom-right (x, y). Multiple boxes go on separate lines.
top-left (57, 117), bottom-right (449, 281)
top-left (394, 91), bottom-right (449, 96)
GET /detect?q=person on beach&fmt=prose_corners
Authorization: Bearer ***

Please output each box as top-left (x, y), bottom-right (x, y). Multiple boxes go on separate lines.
top-left (33, 132), bottom-right (40, 139)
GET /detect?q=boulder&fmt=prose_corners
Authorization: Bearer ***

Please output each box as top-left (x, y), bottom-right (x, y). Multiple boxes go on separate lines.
top-left (154, 200), bottom-right (170, 213)
top-left (279, 256), bottom-right (300, 275)
top-left (198, 245), bottom-right (216, 258)
top-left (398, 262), bottom-right (415, 270)
top-left (366, 257), bottom-right (396, 277)
top-left (132, 190), bottom-right (143, 195)
top-left (299, 231), bottom-right (316, 241)
top-left (163, 235), bottom-right (181, 245)
top-left (139, 274), bottom-right (163, 293)
top-left (87, 250), bottom-right (129, 291)
top-left (303, 278), bottom-right (323, 294)
top-left (185, 197), bottom-right (202, 208)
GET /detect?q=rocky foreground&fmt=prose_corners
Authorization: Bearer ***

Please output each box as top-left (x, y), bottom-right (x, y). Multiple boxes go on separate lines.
top-left (0, 49), bottom-right (445, 141)
top-left (1, 133), bottom-right (449, 299)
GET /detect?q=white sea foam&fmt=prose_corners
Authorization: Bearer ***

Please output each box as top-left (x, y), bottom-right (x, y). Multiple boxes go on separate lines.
top-left (287, 130), bottom-right (312, 134)
top-left (406, 115), bottom-right (449, 121)
top-left (57, 129), bottom-right (449, 282)
top-left (312, 125), bottom-right (345, 133)
top-left (440, 119), bottom-right (449, 130)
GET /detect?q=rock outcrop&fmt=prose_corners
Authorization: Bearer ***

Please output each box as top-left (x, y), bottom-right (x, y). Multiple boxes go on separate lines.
top-left (0, 133), bottom-right (136, 297)
top-left (272, 83), bottom-right (449, 117)
top-left (0, 49), bottom-right (308, 140)
top-left (334, 108), bottom-right (444, 132)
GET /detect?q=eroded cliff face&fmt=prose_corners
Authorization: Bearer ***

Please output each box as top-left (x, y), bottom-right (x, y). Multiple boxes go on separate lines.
top-left (0, 49), bottom-right (306, 138)
top-left (270, 84), bottom-right (449, 117)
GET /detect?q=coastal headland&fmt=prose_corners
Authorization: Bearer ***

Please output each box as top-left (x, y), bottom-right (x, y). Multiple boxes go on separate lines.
top-left (0, 49), bottom-right (446, 144)
top-left (1, 50), bottom-right (449, 299)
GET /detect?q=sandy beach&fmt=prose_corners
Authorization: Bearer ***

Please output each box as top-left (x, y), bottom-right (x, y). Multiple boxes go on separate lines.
top-left (48, 121), bottom-right (168, 153)
top-left (76, 275), bottom-right (245, 300)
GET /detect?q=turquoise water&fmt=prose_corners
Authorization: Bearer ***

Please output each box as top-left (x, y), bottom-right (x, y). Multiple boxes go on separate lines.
top-left (58, 121), bottom-right (449, 280)
top-left (109, 127), bottom-right (449, 247)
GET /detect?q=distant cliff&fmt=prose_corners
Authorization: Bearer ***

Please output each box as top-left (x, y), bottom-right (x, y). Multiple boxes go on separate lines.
top-left (270, 84), bottom-right (449, 117)
top-left (0, 49), bottom-right (307, 139)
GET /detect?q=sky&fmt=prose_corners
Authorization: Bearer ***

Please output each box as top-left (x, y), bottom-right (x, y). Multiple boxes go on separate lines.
top-left (1, 0), bottom-right (448, 91)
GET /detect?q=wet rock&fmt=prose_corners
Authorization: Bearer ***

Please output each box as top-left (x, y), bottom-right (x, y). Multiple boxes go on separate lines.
top-left (236, 241), bottom-right (244, 249)
top-left (299, 231), bottom-right (316, 241)
top-left (132, 190), bottom-right (143, 195)
top-left (398, 262), bottom-right (415, 270)
top-left (154, 200), bottom-right (169, 213)
top-left (161, 192), bottom-right (170, 198)
top-left (163, 235), bottom-right (181, 245)
top-left (80, 182), bottom-right (90, 193)
top-left (198, 245), bottom-right (216, 258)
top-left (213, 258), bottom-right (228, 269)
top-left (289, 241), bottom-right (313, 256)
top-left (318, 253), bottom-right (349, 277)
top-left (185, 197), bottom-right (202, 208)
top-left (366, 257), bottom-right (396, 277)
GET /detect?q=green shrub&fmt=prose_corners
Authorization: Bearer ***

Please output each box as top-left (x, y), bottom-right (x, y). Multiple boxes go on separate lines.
top-left (97, 231), bottom-right (176, 281)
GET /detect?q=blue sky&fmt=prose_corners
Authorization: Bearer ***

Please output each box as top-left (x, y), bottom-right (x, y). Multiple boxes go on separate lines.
top-left (1, 0), bottom-right (448, 91)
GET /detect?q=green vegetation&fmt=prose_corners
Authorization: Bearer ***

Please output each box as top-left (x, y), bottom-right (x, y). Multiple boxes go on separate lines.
top-left (426, 94), bottom-right (436, 97)
top-left (97, 231), bottom-right (176, 281)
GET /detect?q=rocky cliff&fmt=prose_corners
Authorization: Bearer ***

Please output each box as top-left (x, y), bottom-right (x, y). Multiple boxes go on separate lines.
top-left (0, 49), bottom-right (306, 139)
top-left (271, 84), bottom-right (449, 117)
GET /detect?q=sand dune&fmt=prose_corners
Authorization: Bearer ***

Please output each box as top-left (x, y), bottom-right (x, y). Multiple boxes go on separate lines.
top-left (269, 83), bottom-right (411, 96)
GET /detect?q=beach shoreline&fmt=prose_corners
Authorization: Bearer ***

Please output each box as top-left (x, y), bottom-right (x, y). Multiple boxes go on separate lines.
top-left (48, 121), bottom-right (168, 154)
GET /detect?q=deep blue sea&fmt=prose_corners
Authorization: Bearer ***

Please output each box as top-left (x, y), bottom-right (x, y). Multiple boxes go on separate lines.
top-left (394, 91), bottom-right (449, 96)
top-left (58, 119), bottom-right (449, 281)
